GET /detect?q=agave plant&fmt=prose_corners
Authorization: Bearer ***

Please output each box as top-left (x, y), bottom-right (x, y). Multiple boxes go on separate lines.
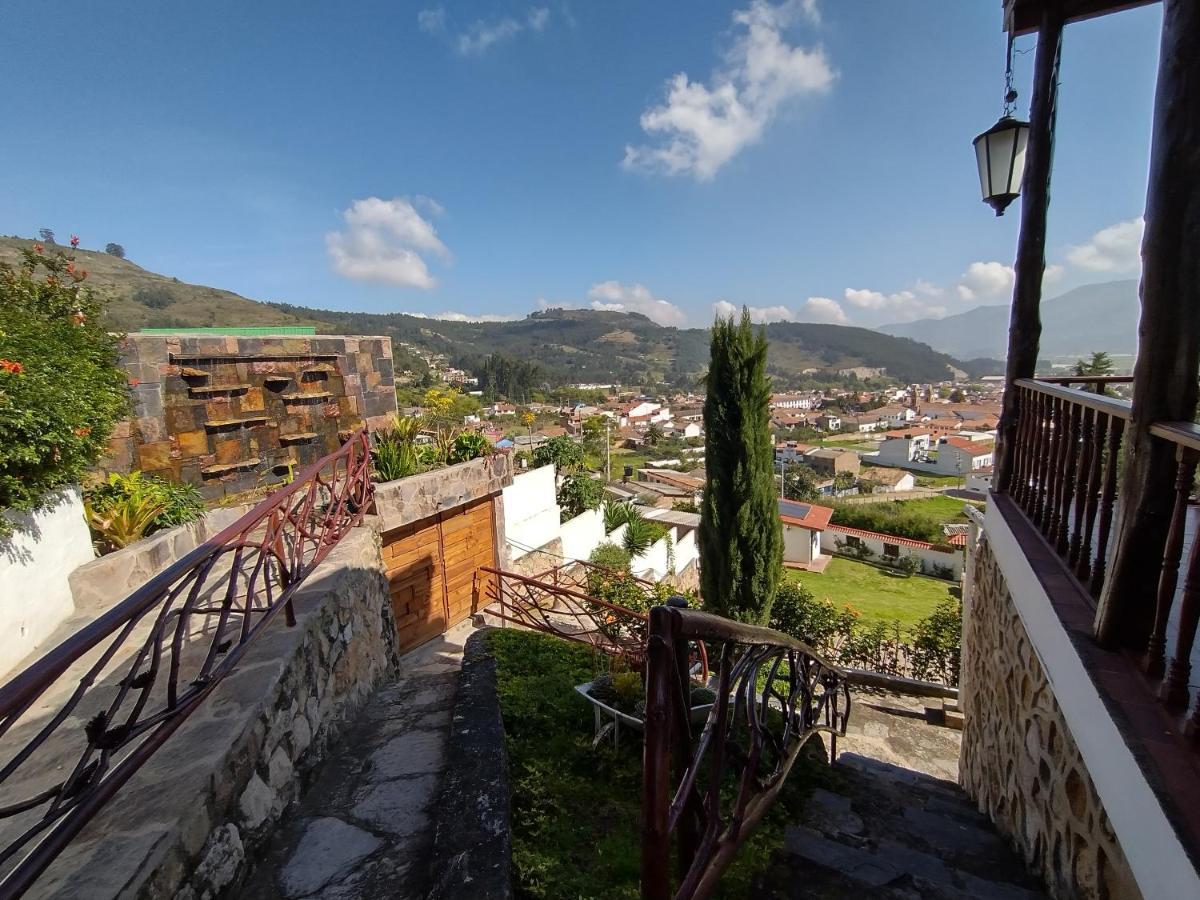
top-left (372, 429), bottom-right (420, 482)
top-left (389, 415), bottom-right (423, 445)
top-left (620, 509), bottom-right (657, 557)
top-left (85, 493), bottom-right (168, 552)
top-left (602, 499), bottom-right (634, 533)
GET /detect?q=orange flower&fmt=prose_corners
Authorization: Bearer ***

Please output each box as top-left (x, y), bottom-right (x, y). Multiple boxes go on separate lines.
top-left (32, 243), bottom-right (43, 254)
top-left (74, 426), bottom-right (92, 437)
top-left (0, 359), bottom-right (24, 375)
top-left (129, 377), bottom-right (140, 387)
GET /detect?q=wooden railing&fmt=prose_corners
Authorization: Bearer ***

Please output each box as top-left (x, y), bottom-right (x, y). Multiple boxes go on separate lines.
top-left (641, 606), bottom-right (849, 900)
top-left (1008, 379), bottom-right (1200, 735)
top-left (0, 431), bottom-right (373, 897)
top-left (1036, 375), bottom-right (1134, 395)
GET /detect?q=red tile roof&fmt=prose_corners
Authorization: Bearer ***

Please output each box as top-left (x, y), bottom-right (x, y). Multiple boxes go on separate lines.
top-left (779, 502), bottom-right (835, 531)
top-left (826, 524), bottom-right (934, 549)
top-left (943, 436), bottom-right (994, 456)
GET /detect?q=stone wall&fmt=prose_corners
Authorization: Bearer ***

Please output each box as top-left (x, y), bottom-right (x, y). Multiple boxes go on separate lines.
top-left (27, 526), bottom-right (399, 900)
top-left (104, 334), bottom-right (398, 500)
top-left (959, 535), bottom-right (1140, 900)
top-left (374, 452), bottom-right (513, 533)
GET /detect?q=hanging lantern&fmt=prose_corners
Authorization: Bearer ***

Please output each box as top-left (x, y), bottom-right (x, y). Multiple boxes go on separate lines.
top-left (974, 35), bottom-right (1029, 216)
top-left (974, 116), bottom-right (1030, 216)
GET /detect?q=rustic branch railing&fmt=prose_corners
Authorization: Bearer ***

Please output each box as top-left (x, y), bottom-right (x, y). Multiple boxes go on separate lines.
top-left (478, 564), bottom-right (650, 667)
top-left (0, 430), bottom-right (373, 898)
top-left (641, 606), bottom-right (850, 900)
top-left (1008, 379), bottom-right (1200, 735)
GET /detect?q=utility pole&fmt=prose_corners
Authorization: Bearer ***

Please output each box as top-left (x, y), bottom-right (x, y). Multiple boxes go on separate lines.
top-left (605, 418), bottom-right (612, 483)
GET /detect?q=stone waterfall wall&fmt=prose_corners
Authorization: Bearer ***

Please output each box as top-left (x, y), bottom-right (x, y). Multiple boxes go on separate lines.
top-left (28, 527), bottom-right (399, 900)
top-left (959, 536), bottom-right (1140, 900)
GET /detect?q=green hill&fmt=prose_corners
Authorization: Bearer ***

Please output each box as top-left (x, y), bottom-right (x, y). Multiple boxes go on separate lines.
top-left (1, 236), bottom-right (981, 385)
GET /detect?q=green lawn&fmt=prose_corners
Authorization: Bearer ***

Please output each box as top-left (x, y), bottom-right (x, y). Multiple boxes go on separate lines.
top-left (490, 628), bottom-right (832, 899)
top-left (785, 557), bottom-right (956, 632)
top-left (831, 494), bottom-right (983, 543)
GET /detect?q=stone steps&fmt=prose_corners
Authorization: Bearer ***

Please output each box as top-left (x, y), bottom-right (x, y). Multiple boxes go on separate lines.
top-left (754, 753), bottom-right (1049, 899)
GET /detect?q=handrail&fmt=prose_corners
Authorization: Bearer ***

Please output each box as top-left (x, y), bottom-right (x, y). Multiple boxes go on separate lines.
top-left (641, 605), bottom-right (850, 900)
top-left (0, 430), bottom-right (373, 898)
top-left (1149, 420), bottom-right (1200, 453)
top-left (1015, 377), bottom-right (1132, 419)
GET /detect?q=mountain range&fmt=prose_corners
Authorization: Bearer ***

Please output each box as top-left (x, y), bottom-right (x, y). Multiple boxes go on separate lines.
top-left (878, 280), bottom-right (1139, 360)
top-left (1, 236), bottom-right (992, 385)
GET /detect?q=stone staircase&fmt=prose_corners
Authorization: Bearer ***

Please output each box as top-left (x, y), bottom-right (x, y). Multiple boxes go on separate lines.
top-left (754, 753), bottom-right (1049, 899)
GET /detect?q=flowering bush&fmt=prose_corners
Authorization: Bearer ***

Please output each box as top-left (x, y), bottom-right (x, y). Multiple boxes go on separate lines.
top-left (0, 247), bottom-right (129, 535)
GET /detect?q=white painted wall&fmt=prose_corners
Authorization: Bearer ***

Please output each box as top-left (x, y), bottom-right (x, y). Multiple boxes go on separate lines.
top-left (820, 525), bottom-right (963, 579)
top-left (0, 489), bottom-right (95, 677)
top-left (631, 527), bottom-right (677, 581)
top-left (783, 523), bottom-right (819, 564)
top-left (502, 466), bottom-right (561, 559)
top-left (674, 529), bottom-right (699, 573)
top-left (560, 508), bottom-right (606, 563)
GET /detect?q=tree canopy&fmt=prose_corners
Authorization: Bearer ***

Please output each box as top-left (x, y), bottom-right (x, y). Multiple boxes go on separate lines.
top-left (699, 308), bottom-right (783, 624)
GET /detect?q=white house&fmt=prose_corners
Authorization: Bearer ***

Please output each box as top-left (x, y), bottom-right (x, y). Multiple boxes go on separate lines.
top-left (935, 436), bottom-right (994, 474)
top-left (874, 431), bottom-right (934, 467)
top-left (771, 393), bottom-right (815, 410)
top-left (682, 422), bottom-right (702, 439)
top-left (779, 499), bottom-right (834, 571)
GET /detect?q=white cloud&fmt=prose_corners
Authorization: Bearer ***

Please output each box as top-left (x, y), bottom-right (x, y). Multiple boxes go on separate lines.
top-left (403, 310), bottom-right (519, 323)
top-left (417, 6), bottom-right (445, 33)
top-left (711, 300), bottom-right (794, 323)
top-left (326, 197), bottom-right (450, 289)
top-left (802, 296), bottom-right (848, 324)
top-left (587, 281), bottom-right (687, 326)
top-left (844, 287), bottom-right (945, 322)
top-left (955, 261), bottom-right (1015, 301)
top-left (457, 7), bottom-right (550, 54)
top-left (623, 0), bottom-right (834, 180)
top-left (1066, 217), bottom-right (1144, 273)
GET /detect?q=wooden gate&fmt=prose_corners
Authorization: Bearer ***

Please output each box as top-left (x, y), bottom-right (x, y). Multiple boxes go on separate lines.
top-left (381, 496), bottom-right (497, 653)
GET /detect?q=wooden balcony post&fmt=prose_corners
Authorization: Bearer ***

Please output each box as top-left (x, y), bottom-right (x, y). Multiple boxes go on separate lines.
top-left (1097, 0), bottom-right (1200, 649)
top-left (995, 2), bottom-right (1064, 494)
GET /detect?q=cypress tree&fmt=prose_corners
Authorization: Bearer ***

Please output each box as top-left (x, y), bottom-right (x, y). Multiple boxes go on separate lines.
top-left (699, 307), bottom-right (783, 624)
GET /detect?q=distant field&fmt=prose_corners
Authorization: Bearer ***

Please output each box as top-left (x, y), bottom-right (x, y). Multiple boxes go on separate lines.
top-left (785, 558), bottom-right (954, 632)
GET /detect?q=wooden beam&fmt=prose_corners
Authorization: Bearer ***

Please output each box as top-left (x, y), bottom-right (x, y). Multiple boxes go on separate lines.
top-left (1005, 0), bottom-right (1159, 36)
top-left (995, 2), bottom-right (1065, 494)
top-left (1097, 0), bottom-right (1200, 649)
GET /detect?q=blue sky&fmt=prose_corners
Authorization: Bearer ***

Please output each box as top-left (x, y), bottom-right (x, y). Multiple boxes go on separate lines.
top-left (0, 1), bottom-right (1161, 328)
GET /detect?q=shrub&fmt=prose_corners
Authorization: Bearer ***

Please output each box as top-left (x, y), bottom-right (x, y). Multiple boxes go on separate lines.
top-left (892, 554), bottom-right (919, 577)
top-left (532, 435), bottom-right (584, 473)
top-left (84, 471), bottom-right (204, 552)
top-left (910, 598), bottom-right (962, 684)
top-left (0, 247), bottom-right (130, 535)
top-left (602, 500), bottom-right (633, 533)
top-left (449, 431), bottom-right (491, 464)
top-left (589, 542), bottom-right (631, 572)
top-left (557, 471), bottom-right (603, 521)
top-left (620, 509), bottom-right (661, 556)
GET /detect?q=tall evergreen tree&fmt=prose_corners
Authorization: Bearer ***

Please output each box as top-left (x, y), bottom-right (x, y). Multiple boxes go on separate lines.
top-left (699, 308), bottom-right (783, 624)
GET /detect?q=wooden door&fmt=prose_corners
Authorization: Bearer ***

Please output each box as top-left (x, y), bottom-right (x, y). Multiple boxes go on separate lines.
top-left (381, 496), bottom-right (497, 653)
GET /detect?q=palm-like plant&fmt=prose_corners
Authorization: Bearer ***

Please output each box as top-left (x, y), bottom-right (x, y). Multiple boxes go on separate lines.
top-left (602, 500), bottom-right (634, 533)
top-left (449, 431), bottom-right (492, 464)
top-left (85, 493), bottom-right (167, 551)
top-left (621, 509), bottom-right (657, 556)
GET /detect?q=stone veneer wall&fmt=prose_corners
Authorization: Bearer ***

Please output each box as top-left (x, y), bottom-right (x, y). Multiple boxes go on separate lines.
top-left (104, 334), bottom-right (398, 500)
top-left (27, 527), bottom-right (399, 900)
top-left (959, 535), bottom-right (1140, 900)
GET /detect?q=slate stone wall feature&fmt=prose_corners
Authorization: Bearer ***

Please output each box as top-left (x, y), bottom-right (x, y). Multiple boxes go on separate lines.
top-left (103, 334), bottom-right (398, 500)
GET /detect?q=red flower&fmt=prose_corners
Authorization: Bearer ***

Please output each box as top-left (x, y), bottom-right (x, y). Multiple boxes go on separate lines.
top-left (0, 359), bottom-right (24, 375)
top-left (71, 310), bottom-right (87, 325)
top-left (32, 243), bottom-right (43, 254)
top-left (70, 235), bottom-right (79, 248)
top-left (129, 377), bottom-right (140, 387)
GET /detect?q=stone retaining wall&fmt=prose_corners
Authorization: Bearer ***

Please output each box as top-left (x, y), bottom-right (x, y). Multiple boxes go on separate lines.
top-left (374, 453), bottom-right (512, 533)
top-left (959, 535), bottom-right (1139, 900)
top-left (27, 526), bottom-right (398, 900)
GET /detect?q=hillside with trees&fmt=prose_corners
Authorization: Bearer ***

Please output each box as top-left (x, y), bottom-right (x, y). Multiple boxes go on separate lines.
top-left (0, 235), bottom-right (986, 386)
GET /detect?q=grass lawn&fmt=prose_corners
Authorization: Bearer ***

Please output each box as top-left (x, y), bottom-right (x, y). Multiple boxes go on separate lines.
top-left (785, 557), bottom-right (956, 633)
top-left (490, 628), bottom-right (833, 899)
top-left (831, 494), bottom-right (984, 543)
top-left (912, 472), bottom-right (966, 488)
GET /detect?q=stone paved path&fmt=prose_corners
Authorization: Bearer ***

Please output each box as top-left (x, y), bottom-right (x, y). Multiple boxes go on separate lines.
top-left (755, 689), bottom-right (1048, 899)
top-left (236, 622), bottom-right (474, 900)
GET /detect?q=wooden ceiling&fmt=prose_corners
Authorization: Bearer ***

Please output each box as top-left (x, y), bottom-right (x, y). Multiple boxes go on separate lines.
top-left (1004, 0), bottom-right (1159, 35)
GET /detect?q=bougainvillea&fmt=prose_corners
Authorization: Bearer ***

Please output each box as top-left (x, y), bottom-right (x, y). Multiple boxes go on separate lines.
top-left (0, 247), bottom-right (129, 535)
